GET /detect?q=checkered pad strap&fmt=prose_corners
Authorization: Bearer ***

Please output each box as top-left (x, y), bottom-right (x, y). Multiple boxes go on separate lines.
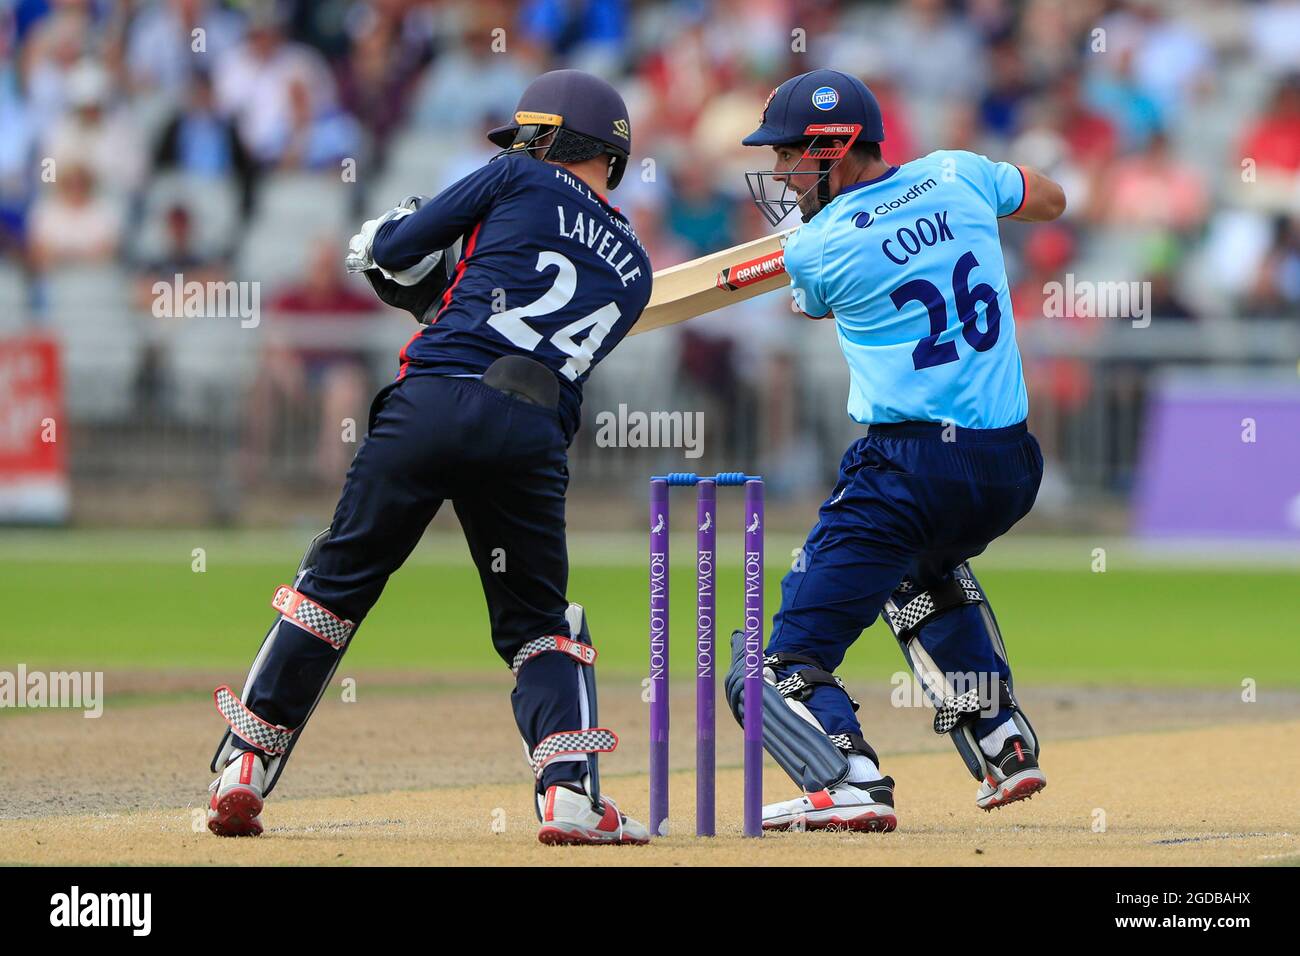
top-left (886, 590), bottom-right (937, 635)
top-left (776, 670), bottom-right (832, 698)
top-left (271, 585), bottom-right (354, 650)
top-left (527, 728), bottom-right (618, 779)
top-left (826, 731), bottom-right (881, 766)
top-left (774, 669), bottom-right (859, 711)
top-left (886, 575), bottom-right (983, 638)
top-left (933, 688), bottom-right (983, 735)
top-left (213, 685), bottom-right (295, 755)
top-left (511, 634), bottom-right (597, 677)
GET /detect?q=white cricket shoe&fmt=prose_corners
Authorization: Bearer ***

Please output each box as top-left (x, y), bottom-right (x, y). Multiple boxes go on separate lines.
top-left (763, 777), bottom-right (898, 832)
top-left (537, 783), bottom-right (650, 846)
top-left (975, 735), bottom-right (1046, 811)
top-left (207, 749), bottom-right (267, 837)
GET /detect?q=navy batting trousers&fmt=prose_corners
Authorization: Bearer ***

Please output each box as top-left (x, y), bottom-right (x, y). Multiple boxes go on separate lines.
top-left (767, 420), bottom-right (1044, 742)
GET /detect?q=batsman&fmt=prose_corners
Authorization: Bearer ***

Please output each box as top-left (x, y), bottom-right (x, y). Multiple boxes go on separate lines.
top-left (206, 70), bottom-right (652, 845)
top-left (726, 69), bottom-right (1066, 831)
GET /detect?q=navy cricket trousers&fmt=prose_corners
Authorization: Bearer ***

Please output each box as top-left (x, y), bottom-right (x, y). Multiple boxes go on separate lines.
top-left (241, 370), bottom-right (578, 771)
top-left (768, 420), bottom-right (1044, 741)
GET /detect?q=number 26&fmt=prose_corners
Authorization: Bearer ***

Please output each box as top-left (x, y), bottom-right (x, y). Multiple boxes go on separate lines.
top-left (892, 251), bottom-right (1000, 371)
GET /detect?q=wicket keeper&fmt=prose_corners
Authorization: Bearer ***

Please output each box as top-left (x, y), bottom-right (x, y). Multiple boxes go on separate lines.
top-left (728, 69), bottom-right (1067, 831)
top-left (207, 70), bottom-right (653, 846)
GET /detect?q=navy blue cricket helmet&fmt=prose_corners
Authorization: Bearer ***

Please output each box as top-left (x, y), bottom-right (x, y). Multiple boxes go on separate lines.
top-left (488, 69), bottom-right (632, 189)
top-left (743, 69), bottom-right (884, 147)
top-left (742, 69), bottom-right (885, 225)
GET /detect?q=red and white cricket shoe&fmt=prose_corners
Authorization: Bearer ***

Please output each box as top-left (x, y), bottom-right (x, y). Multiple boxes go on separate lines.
top-left (763, 777), bottom-right (898, 832)
top-left (976, 735), bottom-right (1046, 811)
top-left (537, 784), bottom-right (650, 846)
top-left (207, 749), bottom-right (267, 837)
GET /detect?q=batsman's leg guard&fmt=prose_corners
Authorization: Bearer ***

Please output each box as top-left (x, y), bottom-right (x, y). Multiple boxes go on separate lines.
top-left (512, 603), bottom-right (618, 820)
top-left (882, 562), bottom-right (1038, 782)
top-left (725, 630), bottom-right (876, 792)
top-left (209, 528), bottom-right (358, 795)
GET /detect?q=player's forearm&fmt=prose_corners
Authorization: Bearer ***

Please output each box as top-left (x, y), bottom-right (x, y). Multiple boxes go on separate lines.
top-left (372, 204), bottom-right (463, 273)
top-left (1010, 167), bottom-right (1066, 222)
top-left (373, 164), bottom-right (506, 271)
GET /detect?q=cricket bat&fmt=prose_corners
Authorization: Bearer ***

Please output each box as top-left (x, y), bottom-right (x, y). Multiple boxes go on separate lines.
top-left (630, 227), bottom-right (797, 334)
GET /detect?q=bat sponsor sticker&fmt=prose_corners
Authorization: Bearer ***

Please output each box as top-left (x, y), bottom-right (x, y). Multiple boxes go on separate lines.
top-left (716, 250), bottom-right (787, 291)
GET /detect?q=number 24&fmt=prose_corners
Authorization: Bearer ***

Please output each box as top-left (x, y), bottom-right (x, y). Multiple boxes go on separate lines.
top-left (486, 251), bottom-right (620, 381)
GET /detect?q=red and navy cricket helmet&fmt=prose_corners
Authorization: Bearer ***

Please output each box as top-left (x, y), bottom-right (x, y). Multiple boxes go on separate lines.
top-left (742, 69), bottom-right (884, 225)
top-left (743, 69), bottom-right (884, 147)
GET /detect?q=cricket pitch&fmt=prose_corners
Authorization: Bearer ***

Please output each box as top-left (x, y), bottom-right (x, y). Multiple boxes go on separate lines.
top-left (2, 674), bottom-right (1296, 867)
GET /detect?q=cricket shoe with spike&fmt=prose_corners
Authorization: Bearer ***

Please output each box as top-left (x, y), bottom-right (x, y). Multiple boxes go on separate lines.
top-left (207, 749), bottom-right (267, 837)
top-left (536, 783), bottom-right (650, 846)
top-left (976, 735), bottom-right (1046, 811)
top-left (763, 777), bottom-right (897, 832)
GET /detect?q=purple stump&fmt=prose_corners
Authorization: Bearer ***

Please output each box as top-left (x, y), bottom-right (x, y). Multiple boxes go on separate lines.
top-left (695, 479), bottom-right (717, 836)
top-left (743, 479), bottom-right (764, 837)
top-left (648, 479), bottom-right (670, 837)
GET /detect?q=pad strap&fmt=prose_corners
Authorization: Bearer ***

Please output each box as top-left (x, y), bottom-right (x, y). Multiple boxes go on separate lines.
top-left (885, 573), bottom-right (983, 639)
top-left (528, 728), bottom-right (618, 779)
top-left (271, 585), bottom-right (354, 650)
top-left (511, 634), bottom-right (597, 677)
top-left (214, 685), bottom-right (295, 755)
top-left (774, 667), bottom-right (860, 712)
top-left (827, 731), bottom-right (880, 767)
top-left (933, 688), bottom-right (983, 735)
top-left (764, 652), bottom-right (822, 669)
top-left (767, 654), bottom-right (860, 712)
top-left (933, 679), bottom-right (1019, 736)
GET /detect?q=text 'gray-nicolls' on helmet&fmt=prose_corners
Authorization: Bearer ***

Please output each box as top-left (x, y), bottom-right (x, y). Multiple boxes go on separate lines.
top-left (487, 69), bottom-right (632, 190)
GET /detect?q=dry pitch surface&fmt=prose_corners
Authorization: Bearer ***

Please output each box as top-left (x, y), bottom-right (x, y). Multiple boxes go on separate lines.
top-left (1, 673), bottom-right (1296, 866)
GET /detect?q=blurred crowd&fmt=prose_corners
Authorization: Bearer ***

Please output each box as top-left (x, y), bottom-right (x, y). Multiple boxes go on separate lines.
top-left (0, 0), bottom-right (1298, 495)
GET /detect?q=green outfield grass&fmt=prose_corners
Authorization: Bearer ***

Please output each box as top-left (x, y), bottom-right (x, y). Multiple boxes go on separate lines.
top-left (1, 530), bottom-right (1297, 686)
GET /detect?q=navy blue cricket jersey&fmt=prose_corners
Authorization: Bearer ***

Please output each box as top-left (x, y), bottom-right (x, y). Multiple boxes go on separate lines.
top-left (371, 152), bottom-right (652, 438)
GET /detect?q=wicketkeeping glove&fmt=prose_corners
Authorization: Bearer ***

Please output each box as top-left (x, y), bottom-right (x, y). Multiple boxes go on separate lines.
top-left (345, 196), bottom-right (463, 324)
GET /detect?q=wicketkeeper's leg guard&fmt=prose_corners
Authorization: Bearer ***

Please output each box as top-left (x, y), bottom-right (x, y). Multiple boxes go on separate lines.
top-left (210, 528), bottom-right (358, 795)
top-left (511, 603), bottom-right (618, 820)
top-left (724, 629), bottom-right (878, 792)
top-left (882, 562), bottom-right (1039, 781)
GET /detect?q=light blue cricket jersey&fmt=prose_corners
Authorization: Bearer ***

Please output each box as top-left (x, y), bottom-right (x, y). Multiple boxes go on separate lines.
top-left (784, 150), bottom-right (1029, 429)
